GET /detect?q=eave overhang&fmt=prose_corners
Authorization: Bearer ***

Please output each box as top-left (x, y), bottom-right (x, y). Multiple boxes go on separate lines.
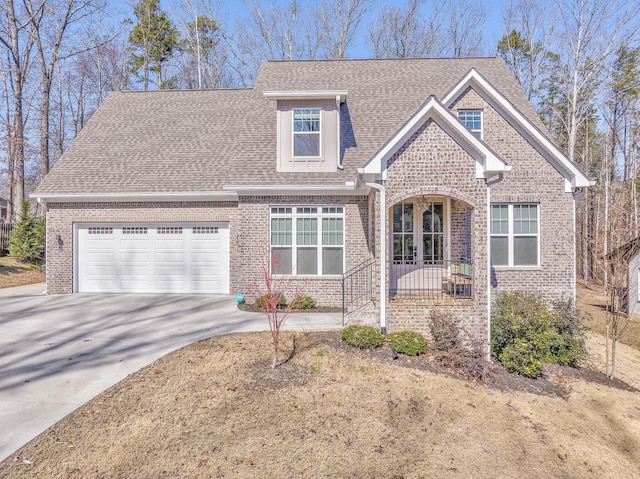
top-left (30, 191), bottom-right (238, 203)
top-left (263, 90), bottom-right (348, 103)
top-left (222, 183), bottom-right (363, 196)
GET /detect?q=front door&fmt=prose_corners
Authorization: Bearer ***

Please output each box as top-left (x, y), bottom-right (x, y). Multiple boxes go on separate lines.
top-left (391, 198), bottom-right (448, 296)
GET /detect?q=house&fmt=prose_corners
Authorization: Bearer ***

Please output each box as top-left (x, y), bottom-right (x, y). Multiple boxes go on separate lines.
top-left (32, 58), bottom-right (591, 344)
top-left (606, 237), bottom-right (640, 317)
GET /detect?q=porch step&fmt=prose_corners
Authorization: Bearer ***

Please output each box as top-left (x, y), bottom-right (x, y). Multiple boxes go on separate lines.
top-left (344, 301), bottom-right (379, 327)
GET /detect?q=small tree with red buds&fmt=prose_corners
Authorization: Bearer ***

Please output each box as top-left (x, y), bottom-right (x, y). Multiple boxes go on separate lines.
top-left (252, 253), bottom-right (298, 368)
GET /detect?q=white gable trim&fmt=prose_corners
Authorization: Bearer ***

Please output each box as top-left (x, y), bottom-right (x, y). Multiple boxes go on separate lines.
top-left (442, 68), bottom-right (591, 193)
top-left (361, 96), bottom-right (509, 180)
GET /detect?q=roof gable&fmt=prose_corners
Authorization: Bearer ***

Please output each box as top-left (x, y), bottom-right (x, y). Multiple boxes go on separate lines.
top-left (443, 68), bottom-right (591, 193)
top-left (360, 96), bottom-right (509, 180)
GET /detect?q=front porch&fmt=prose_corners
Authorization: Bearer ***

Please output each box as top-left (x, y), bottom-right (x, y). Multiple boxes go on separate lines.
top-left (342, 194), bottom-right (477, 324)
top-left (390, 259), bottom-right (473, 304)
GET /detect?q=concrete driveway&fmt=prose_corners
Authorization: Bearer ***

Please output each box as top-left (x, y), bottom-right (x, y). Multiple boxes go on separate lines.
top-left (0, 284), bottom-right (341, 461)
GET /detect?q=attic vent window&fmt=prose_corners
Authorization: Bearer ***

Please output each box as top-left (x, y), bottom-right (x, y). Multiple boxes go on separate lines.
top-left (123, 227), bottom-right (148, 234)
top-left (458, 110), bottom-right (483, 139)
top-left (193, 226), bottom-right (218, 234)
top-left (88, 227), bottom-right (113, 235)
top-left (293, 108), bottom-right (321, 157)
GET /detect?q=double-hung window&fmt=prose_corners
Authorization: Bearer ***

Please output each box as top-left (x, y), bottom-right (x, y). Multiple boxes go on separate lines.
top-left (490, 204), bottom-right (539, 266)
top-left (270, 206), bottom-right (344, 275)
top-left (293, 109), bottom-right (321, 157)
top-left (458, 110), bottom-right (482, 139)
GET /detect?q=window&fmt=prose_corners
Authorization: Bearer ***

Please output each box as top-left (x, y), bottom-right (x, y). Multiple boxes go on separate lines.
top-left (458, 110), bottom-right (482, 139)
top-left (270, 206), bottom-right (344, 275)
top-left (88, 227), bottom-right (113, 235)
top-left (122, 227), bottom-right (148, 234)
top-left (490, 204), bottom-right (539, 266)
top-left (157, 227), bottom-right (183, 234)
top-left (293, 109), bottom-right (321, 157)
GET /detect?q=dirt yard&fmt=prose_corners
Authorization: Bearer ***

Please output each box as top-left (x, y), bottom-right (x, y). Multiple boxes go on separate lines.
top-left (0, 257), bottom-right (44, 289)
top-left (577, 281), bottom-right (640, 351)
top-left (1, 321), bottom-right (639, 478)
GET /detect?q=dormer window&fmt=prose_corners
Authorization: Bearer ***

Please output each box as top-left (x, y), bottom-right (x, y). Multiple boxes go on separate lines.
top-left (264, 90), bottom-right (347, 173)
top-left (293, 109), bottom-right (321, 157)
top-left (458, 110), bottom-right (482, 139)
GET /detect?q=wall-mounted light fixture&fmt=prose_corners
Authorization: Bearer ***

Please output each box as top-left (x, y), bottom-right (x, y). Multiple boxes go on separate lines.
top-left (56, 234), bottom-right (63, 247)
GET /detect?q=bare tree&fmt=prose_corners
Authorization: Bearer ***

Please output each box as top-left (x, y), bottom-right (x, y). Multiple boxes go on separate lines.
top-left (24, 0), bottom-right (106, 177)
top-left (498, 0), bottom-right (555, 100)
top-left (0, 0), bottom-right (37, 218)
top-left (253, 254), bottom-right (299, 368)
top-left (224, 0), bottom-right (323, 86)
top-left (169, 0), bottom-right (231, 89)
top-left (367, 0), bottom-right (445, 59)
top-left (316, 0), bottom-right (372, 59)
top-left (555, 0), bottom-right (639, 165)
top-left (443, 0), bottom-right (487, 57)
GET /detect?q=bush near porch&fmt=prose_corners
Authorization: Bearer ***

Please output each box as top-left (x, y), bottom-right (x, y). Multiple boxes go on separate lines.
top-left (491, 291), bottom-right (587, 377)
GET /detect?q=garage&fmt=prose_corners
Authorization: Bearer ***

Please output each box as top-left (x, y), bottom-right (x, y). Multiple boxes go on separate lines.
top-left (76, 223), bottom-right (230, 293)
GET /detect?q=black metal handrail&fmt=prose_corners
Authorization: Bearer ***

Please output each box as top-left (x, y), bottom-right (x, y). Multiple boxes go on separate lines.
top-left (390, 259), bottom-right (472, 302)
top-left (341, 257), bottom-right (375, 325)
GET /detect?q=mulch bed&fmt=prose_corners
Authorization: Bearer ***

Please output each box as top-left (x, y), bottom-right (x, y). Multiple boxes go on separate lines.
top-left (312, 331), bottom-right (638, 400)
top-left (238, 303), bottom-right (342, 313)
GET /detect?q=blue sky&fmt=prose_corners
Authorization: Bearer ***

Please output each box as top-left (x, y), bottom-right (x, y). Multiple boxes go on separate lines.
top-left (113, 0), bottom-right (510, 58)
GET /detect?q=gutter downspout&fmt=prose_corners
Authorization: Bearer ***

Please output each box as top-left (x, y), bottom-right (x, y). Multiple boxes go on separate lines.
top-left (36, 197), bottom-right (47, 295)
top-left (336, 96), bottom-right (344, 170)
top-left (357, 172), bottom-right (386, 333)
top-left (485, 173), bottom-right (504, 360)
top-left (572, 188), bottom-right (583, 307)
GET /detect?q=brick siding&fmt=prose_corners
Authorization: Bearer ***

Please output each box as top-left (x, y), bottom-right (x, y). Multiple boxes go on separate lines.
top-left (45, 201), bottom-right (238, 294)
top-left (381, 117), bottom-right (489, 343)
top-left (452, 87), bottom-right (576, 302)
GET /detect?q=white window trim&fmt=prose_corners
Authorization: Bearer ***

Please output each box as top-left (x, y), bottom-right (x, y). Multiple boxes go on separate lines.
top-left (458, 109), bottom-right (483, 140)
top-left (490, 203), bottom-right (540, 267)
top-left (270, 206), bottom-right (345, 276)
top-left (292, 108), bottom-right (322, 158)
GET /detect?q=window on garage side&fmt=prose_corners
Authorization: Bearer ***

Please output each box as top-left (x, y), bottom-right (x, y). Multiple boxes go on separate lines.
top-left (270, 206), bottom-right (344, 275)
top-left (490, 204), bottom-right (539, 267)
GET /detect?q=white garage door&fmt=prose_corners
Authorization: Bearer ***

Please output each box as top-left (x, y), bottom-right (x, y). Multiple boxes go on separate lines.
top-left (76, 223), bottom-right (230, 293)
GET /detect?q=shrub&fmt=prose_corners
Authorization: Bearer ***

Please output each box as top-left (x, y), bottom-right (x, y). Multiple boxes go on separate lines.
top-left (255, 292), bottom-right (287, 310)
top-left (9, 201), bottom-right (45, 264)
top-left (491, 291), bottom-right (587, 377)
top-left (387, 331), bottom-right (428, 356)
top-left (340, 325), bottom-right (383, 349)
top-left (429, 310), bottom-right (489, 382)
top-left (429, 309), bottom-right (462, 351)
top-left (498, 339), bottom-right (543, 378)
top-left (290, 294), bottom-right (316, 310)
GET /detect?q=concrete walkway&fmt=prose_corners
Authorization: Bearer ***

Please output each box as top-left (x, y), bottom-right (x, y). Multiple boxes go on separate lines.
top-left (0, 284), bottom-right (341, 461)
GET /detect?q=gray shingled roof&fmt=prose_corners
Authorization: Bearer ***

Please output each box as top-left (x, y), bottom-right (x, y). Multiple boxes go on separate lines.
top-left (35, 57), bottom-right (545, 195)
